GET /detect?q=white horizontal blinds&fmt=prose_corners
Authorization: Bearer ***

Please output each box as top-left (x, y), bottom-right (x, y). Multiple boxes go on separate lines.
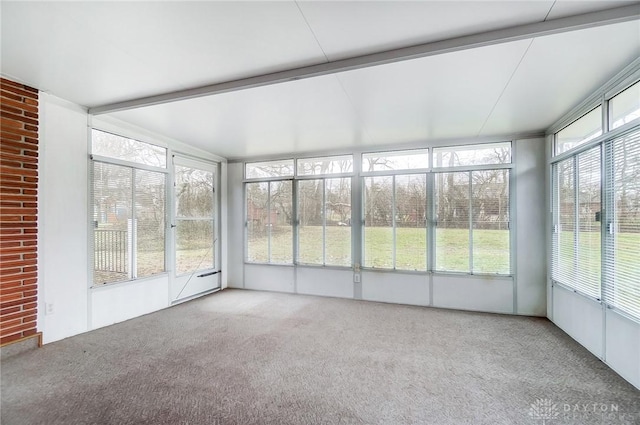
top-left (92, 162), bottom-right (132, 285)
top-left (552, 158), bottom-right (575, 286)
top-left (135, 169), bottom-right (166, 278)
top-left (576, 147), bottom-right (601, 299)
top-left (246, 182), bottom-right (269, 262)
top-left (245, 159), bottom-right (294, 179)
top-left (604, 127), bottom-right (640, 318)
top-left (394, 174), bottom-right (427, 271)
top-left (325, 178), bottom-right (351, 266)
top-left (297, 179), bottom-right (323, 265)
top-left (471, 169), bottom-right (510, 274)
top-left (434, 172), bottom-right (470, 272)
top-left (269, 180), bottom-right (293, 264)
top-left (363, 176), bottom-right (393, 268)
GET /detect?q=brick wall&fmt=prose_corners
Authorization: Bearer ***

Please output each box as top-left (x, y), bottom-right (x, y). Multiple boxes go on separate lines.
top-left (0, 78), bottom-right (39, 345)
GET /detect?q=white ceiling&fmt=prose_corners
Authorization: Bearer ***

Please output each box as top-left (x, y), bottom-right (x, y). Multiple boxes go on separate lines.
top-left (2, 1), bottom-right (639, 159)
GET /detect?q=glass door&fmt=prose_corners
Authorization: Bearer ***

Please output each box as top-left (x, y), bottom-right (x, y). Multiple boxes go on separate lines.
top-left (171, 156), bottom-right (219, 302)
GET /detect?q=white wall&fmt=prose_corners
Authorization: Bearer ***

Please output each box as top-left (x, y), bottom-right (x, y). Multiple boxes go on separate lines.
top-left (39, 94), bottom-right (90, 343)
top-left (229, 137), bottom-right (548, 317)
top-left (514, 137), bottom-right (547, 316)
top-left (39, 94), bottom-right (227, 343)
top-left (550, 284), bottom-right (640, 389)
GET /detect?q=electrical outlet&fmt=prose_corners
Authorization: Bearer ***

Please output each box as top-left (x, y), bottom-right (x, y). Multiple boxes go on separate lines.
top-left (353, 273), bottom-right (361, 283)
top-left (45, 303), bottom-right (54, 315)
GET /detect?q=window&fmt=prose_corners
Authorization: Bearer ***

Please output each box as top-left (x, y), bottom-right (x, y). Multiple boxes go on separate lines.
top-left (298, 178), bottom-right (351, 266)
top-left (550, 76), bottom-right (640, 320)
top-left (603, 128), bottom-right (640, 318)
top-left (246, 180), bottom-right (293, 264)
top-left (297, 155), bottom-right (353, 175)
top-left (435, 170), bottom-right (510, 274)
top-left (92, 129), bottom-right (166, 168)
top-left (433, 142), bottom-right (511, 168)
top-left (555, 107), bottom-right (603, 155)
top-left (551, 148), bottom-right (601, 299)
top-left (362, 149), bottom-right (429, 172)
top-left (246, 159), bottom-right (294, 179)
top-left (91, 156), bottom-right (167, 286)
top-left (610, 81), bottom-right (640, 130)
top-left (245, 145), bottom-right (512, 275)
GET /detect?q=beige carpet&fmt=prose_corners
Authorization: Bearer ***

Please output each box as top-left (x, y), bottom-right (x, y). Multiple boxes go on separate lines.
top-left (1, 289), bottom-right (638, 424)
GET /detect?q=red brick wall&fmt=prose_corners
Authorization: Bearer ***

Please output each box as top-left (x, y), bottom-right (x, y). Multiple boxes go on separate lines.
top-left (0, 78), bottom-right (39, 345)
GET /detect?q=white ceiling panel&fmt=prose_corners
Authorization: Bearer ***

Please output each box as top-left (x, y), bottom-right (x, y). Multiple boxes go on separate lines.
top-left (297, 1), bottom-right (553, 60)
top-left (111, 75), bottom-right (362, 159)
top-left (479, 21), bottom-right (640, 137)
top-left (546, 0), bottom-right (639, 20)
top-left (334, 40), bottom-right (532, 145)
top-left (1, 1), bottom-right (182, 107)
top-left (1, 1), bottom-right (325, 107)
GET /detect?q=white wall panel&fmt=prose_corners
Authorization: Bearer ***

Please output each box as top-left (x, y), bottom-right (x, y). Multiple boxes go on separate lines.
top-left (432, 275), bottom-right (513, 314)
top-left (362, 271), bottom-right (429, 306)
top-left (514, 138), bottom-right (547, 316)
top-left (552, 285), bottom-right (603, 358)
top-left (91, 276), bottom-right (169, 330)
top-left (40, 94), bottom-right (89, 343)
top-left (605, 310), bottom-right (640, 389)
top-left (296, 268), bottom-right (354, 299)
top-left (244, 264), bottom-right (294, 293)
top-left (227, 163), bottom-right (245, 288)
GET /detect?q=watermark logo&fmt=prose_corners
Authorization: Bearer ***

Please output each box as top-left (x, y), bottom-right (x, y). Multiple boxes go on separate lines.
top-left (529, 398), bottom-right (560, 424)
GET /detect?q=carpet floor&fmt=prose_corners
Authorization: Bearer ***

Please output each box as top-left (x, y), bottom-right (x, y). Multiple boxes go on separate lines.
top-left (1, 289), bottom-right (638, 425)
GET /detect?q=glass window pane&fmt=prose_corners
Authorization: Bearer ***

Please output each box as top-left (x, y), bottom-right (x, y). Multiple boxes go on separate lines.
top-left (325, 178), bottom-right (351, 267)
top-left (435, 172), bottom-right (470, 272)
top-left (556, 106), bottom-right (602, 154)
top-left (92, 129), bottom-right (166, 168)
top-left (610, 81), bottom-right (640, 130)
top-left (471, 170), bottom-right (510, 274)
top-left (298, 179), bottom-right (324, 265)
top-left (362, 149), bottom-right (429, 172)
top-left (395, 174), bottom-right (427, 271)
top-left (175, 166), bottom-right (214, 218)
top-left (176, 220), bottom-right (213, 275)
top-left (135, 170), bottom-right (166, 278)
top-left (93, 162), bottom-right (132, 285)
top-left (246, 182), bottom-right (269, 262)
top-left (269, 180), bottom-right (293, 264)
top-left (364, 176), bottom-right (393, 268)
top-left (297, 155), bottom-right (353, 176)
top-left (433, 142), bottom-right (511, 168)
top-left (245, 159), bottom-right (294, 179)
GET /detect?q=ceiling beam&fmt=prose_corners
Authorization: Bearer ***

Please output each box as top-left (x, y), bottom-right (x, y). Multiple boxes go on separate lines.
top-left (90, 4), bottom-right (640, 115)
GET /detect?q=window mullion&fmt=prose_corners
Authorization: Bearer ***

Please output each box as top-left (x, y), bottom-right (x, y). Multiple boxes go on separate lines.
top-left (267, 182), bottom-right (272, 263)
top-left (392, 175), bottom-right (397, 269)
top-left (322, 179), bottom-right (327, 266)
top-left (468, 171), bottom-right (473, 274)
